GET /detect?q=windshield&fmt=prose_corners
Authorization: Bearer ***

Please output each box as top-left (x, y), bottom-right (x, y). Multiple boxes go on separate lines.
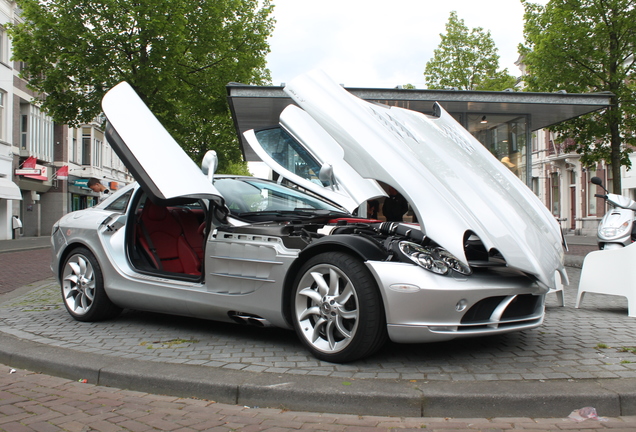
top-left (253, 127), bottom-right (327, 187)
top-left (214, 177), bottom-right (346, 216)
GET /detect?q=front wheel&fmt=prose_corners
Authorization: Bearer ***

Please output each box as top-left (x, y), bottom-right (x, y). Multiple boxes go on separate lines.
top-left (61, 247), bottom-right (121, 322)
top-left (292, 252), bottom-right (387, 362)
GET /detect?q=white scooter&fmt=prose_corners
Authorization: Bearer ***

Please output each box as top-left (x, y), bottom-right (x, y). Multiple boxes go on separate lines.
top-left (591, 176), bottom-right (636, 250)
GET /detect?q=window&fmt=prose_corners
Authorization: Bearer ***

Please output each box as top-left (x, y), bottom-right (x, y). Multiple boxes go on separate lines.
top-left (20, 103), bottom-right (54, 161)
top-left (105, 190), bottom-right (133, 212)
top-left (551, 172), bottom-right (560, 216)
top-left (467, 114), bottom-right (528, 183)
top-left (71, 137), bottom-right (78, 163)
top-left (254, 127), bottom-right (325, 186)
top-left (93, 138), bottom-right (102, 167)
top-left (587, 170), bottom-right (597, 216)
top-left (103, 142), bottom-right (112, 168)
top-left (0, 90), bottom-right (5, 141)
top-left (214, 177), bottom-right (342, 215)
top-left (20, 115), bottom-right (27, 150)
top-left (0, 27), bottom-right (7, 65)
top-left (82, 129), bottom-right (91, 165)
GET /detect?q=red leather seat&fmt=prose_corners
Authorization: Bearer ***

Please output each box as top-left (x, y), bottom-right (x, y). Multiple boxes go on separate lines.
top-left (171, 207), bottom-right (205, 260)
top-left (137, 200), bottom-right (200, 275)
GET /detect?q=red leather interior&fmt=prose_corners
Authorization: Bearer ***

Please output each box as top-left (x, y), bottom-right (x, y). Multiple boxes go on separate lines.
top-left (171, 207), bottom-right (205, 260)
top-left (138, 200), bottom-right (201, 275)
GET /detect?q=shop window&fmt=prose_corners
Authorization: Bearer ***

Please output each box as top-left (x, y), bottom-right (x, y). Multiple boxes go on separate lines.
top-left (72, 195), bottom-right (81, 212)
top-left (467, 114), bottom-right (528, 183)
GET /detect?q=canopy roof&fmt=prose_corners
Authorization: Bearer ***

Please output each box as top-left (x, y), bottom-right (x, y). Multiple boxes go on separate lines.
top-left (227, 83), bottom-right (612, 162)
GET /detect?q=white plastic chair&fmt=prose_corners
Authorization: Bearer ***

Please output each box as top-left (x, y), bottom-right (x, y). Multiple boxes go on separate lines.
top-left (576, 242), bottom-right (636, 317)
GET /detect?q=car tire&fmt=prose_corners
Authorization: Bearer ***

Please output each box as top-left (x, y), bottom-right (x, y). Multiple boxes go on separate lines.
top-left (292, 251), bottom-right (387, 362)
top-left (61, 247), bottom-right (122, 322)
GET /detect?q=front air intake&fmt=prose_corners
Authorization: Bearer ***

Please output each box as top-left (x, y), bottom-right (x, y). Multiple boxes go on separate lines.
top-left (461, 294), bottom-right (542, 324)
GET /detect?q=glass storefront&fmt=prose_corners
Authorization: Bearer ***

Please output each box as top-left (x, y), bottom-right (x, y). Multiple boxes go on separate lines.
top-left (68, 178), bottom-right (100, 212)
top-left (466, 114), bottom-right (529, 184)
top-left (71, 194), bottom-right (97, 211)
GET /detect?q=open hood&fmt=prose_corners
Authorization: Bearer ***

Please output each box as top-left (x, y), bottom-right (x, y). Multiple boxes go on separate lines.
top-left (102, 82), bottom-right (222, 205)
top-left (247, 70), bottom-right (566, 289)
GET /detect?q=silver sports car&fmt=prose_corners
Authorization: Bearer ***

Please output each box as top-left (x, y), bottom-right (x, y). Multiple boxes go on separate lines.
top-left (51, 70), bottom-right (567, 362)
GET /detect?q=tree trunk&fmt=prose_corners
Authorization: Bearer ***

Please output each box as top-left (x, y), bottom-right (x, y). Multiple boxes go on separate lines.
top-left (609, 102), bottom-right (622, 194)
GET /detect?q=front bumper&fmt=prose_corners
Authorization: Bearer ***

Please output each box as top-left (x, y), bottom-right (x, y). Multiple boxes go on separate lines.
top-left (366, 261), bottom-right (546, 344)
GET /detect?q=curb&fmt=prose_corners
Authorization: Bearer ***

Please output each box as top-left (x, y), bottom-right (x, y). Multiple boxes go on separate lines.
top-left (0, 245), bottom-right (50, 254)
top-left (1, 331), bottom-right (634, 418)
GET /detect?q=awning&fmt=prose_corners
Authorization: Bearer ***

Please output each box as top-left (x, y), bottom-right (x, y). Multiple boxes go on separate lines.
top-left (0, 178), bottom-right (22, 200)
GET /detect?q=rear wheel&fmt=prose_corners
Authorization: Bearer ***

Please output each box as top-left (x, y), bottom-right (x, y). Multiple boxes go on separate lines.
top-left (292, 252), bottom-right (387, 362)
top-left (61, 247), bottom-right (121, 322)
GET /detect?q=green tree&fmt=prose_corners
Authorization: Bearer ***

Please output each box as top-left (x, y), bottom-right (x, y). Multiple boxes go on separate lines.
top-left (424, 11), bottom-right (517, 91)
top-left (8, 0), bottom-right (274, 172)
top-left (520, 0), bottom-right (636, 193)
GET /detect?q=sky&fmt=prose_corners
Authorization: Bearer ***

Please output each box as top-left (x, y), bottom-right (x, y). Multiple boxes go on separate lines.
top-left (265, 0), bottom-right (550, 89)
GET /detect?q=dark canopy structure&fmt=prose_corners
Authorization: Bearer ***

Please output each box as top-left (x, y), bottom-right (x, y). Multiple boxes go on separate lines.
top-left (227, 83), bottom-right (612, 164)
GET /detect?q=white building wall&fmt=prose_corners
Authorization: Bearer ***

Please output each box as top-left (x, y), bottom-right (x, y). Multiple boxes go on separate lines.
top-left (0, 0), bottom-right (17, 239)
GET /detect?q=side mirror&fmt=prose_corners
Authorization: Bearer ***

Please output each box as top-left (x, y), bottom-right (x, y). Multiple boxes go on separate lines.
top-left (201, 150), bottom-right (218, 183)
top-left (590, 176), bottom-right (608, 193)
top-left (318, 163), bottom-right (335, 187)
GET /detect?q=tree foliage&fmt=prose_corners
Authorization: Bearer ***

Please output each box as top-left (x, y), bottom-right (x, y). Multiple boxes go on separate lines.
top-left (424, 11), bottom-right (517, 91)
top-left (520, 0), bottom-right (636, 193)
top-left (8, 0), bottom-right (274, 172)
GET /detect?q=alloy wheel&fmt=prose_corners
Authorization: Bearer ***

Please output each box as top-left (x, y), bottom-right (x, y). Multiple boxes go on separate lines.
top-left (294, 263), bottom-right (360, 354)
top-left (62, 253), bottom-right (96, 316)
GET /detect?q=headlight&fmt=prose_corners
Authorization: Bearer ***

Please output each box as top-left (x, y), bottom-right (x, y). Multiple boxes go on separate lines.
top-left (398, 241), bottom-right (472, 276)
top-left (599, 221), bottom-right (630, 238)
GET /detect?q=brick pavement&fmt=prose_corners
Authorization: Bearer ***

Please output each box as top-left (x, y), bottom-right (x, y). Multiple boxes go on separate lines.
top-left (2, 241), bottom-right (636, 422)
top-left (0, 249), bottom-right (52, 295)
top-left (566, 243), bottom-right (597, 258)
top-left (1, 268), bottom-right (634, 383)
top-left (2, 364), bottom-right (636, 432)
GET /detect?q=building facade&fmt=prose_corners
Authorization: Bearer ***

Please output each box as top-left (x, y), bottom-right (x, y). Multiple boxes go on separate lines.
top-left (532, 128), bottom-right (635, 237)
top-left (0, 0), bottom-right (131, 240)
